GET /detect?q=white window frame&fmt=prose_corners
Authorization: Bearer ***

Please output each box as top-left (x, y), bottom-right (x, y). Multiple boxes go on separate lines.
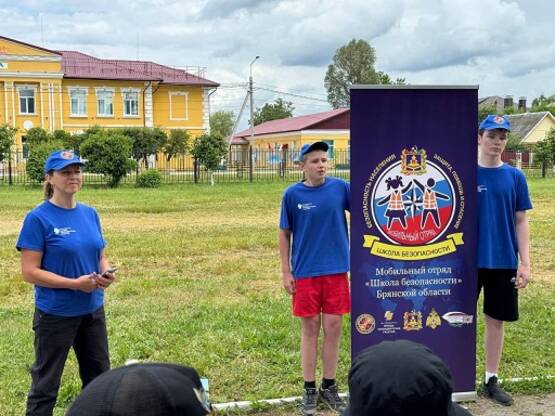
top-left (95, 87), bottom-right (115, 117)
top-left (68, 87), bottom-right (88, 117)
top-left (169, 91), bottom-right (188, 121)
top-left (322, 139), bottom-right (335, 159)
top-left (121, 88), bottom-right (140, 118)
top-left (17, 85), bottom-right (37, 115)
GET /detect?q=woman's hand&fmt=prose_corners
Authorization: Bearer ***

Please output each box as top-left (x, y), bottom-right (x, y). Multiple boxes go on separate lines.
top-left (94, 271), bottom-right (116, 289)
top-left (73, 274), bottom-right (99, 293)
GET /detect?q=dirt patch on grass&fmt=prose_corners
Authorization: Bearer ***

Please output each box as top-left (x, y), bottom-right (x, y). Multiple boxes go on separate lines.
top-left (246, 393), bottom-right (555, 416)
top-left (464, 393), bottom-right (555, 415)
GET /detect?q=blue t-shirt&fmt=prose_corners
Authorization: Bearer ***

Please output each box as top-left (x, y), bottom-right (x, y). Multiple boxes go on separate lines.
top-left (16, 200), bottom-right (106, 316)
top-left (279, 177), bottom-right (350, 278)
top-left (477, 164), bottom-right (532, 269)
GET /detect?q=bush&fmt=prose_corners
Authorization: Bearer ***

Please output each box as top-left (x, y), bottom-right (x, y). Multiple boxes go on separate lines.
top-left (80, 131), bottom-right (137, 187)
top-left (136, 169), bottom-right (162, 188)
top-left (25, 127), bottom-right (50, 146)
top-left (26, 141), bottom-right (64, 182)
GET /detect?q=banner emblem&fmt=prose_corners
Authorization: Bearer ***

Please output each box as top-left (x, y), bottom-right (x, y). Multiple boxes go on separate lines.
top-left (403, 310), bottom-right (423, 331)
top-left (363, 148), bottom-right (465, 259)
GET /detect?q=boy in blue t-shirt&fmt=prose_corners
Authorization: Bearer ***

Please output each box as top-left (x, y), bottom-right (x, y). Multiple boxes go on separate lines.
top-left (477, 115), bottom-right (532, 406)
top-left (279, 142), bottom-right (350, 415)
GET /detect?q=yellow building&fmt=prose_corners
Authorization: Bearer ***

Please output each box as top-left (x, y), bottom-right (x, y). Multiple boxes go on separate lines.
top-left (505, 111), bottom-right (555, 146)
top-left (230, 108), bottom-right (350, 166)
top-left (0, 35), bottom-right (219, 159)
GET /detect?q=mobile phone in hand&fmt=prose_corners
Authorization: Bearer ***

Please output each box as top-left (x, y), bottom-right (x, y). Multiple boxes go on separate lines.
top-left (101, 267), bottom-right (118, 278)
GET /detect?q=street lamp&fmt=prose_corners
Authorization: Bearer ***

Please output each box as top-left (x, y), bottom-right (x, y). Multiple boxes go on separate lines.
top-left (249, 56), bottom-right (260, 137)
top-left (249, 56), bottom-right (260, 182)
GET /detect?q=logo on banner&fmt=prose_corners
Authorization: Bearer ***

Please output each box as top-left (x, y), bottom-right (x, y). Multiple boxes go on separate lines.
top-left (426, 308), bottom-right (442, 329)
top-left (442, 311), bottom-right (474, 327)
top-left (403, 310), bottom-right (422, 331)
top-left (355, 314), bottom-right (376, 334)
top-left (362, 147), bottom-right (465, 260)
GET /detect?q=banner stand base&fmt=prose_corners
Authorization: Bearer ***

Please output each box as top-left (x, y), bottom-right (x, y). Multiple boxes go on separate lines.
top-left (453, 391), bottom-right (478, 402)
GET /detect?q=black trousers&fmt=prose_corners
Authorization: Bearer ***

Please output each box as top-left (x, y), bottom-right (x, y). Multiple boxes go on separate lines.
top-left (26, 306), bottom-right (110, 416)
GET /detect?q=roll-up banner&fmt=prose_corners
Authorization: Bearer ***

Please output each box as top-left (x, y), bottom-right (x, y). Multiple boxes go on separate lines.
top-left (350, 86), bottom-right (478, 399)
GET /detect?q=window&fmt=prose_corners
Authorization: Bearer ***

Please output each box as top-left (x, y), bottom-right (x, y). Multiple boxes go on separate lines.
top-left (123, 91), bottom-right (139, 116)
top-left (69, 89), bottom-right (87, 116)
top-left (19, 88), bottom-right (35, 114)
top-left (22, 137), bottom-right (29, 159)
top-left (96, 90), bottom-right (114, 116)
top-left (323, 140), bottom-right (335, 159)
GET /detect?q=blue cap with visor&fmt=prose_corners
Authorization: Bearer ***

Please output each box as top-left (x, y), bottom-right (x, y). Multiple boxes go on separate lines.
top-left (44, 150), bottom-right (86, 173)
top-left (479, 115), bottom-right (511, 132)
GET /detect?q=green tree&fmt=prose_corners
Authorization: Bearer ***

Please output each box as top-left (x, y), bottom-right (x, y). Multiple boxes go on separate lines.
top-left (531, 94), bottom-right (555, 117)
top-left (25, 127), bottom-right (51, 146)
top-left (122, 127), bottom-right (167, 167)
top-left (163, 129), bottom-right (191, 162)
top-left (0, 124), bottom-right (17, 163)
top-left (478, 105), bottom-right (497, 127)
top-left (532, 128), bottom-right (555, 178)
top-left (190, 133), bottom-right (227, 185)
top-left (80, 130), bottom-right (137, 187)
top-left (210, 110), bottom-right (235, 138)
top-left (253, 98), bottom-right (294, 126)
top-left (324, 39), bottom-right (405, 108)
top-left (52, 130), bottom-right (83, 154)
top-left (26, 140), bottom-right (64, 183)
top-left (531, 94), bottom-right (555, 108)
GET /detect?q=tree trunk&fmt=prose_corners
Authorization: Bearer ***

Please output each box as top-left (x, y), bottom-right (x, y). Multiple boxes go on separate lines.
top-left (193, 158), bottom-right (198, 184)
top-left (210, 171), bottom-right (215, 186)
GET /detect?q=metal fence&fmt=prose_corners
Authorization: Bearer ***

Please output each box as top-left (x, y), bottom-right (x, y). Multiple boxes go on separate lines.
top-left (0, 149), bottom-right (350, 186)
top-left (0, 149), bottom-right (552, 186)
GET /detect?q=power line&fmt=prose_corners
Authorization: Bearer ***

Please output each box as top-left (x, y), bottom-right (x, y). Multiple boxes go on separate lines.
top-left (253, 82), bottom-right (328, 99)
top-left (254, 87), bottom-right (329, 103)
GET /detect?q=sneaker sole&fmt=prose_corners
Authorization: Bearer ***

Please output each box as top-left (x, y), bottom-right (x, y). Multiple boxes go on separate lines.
top-left (318, 399), bottom-right (343, 413)
top-left (486, 393), bottom-right (514, 407)
top-left (299, 407), bottom-right (317, 416)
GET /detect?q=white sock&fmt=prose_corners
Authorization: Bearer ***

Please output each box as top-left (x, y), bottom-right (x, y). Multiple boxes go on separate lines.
top-left (485, 372), bottom-right (497, 383)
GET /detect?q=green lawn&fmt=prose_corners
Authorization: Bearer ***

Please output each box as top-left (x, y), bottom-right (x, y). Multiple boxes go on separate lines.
top-left (0, 180), bottom-right (554, 415)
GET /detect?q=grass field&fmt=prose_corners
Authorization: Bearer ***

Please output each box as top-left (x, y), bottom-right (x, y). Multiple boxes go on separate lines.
top-left (0, 180), bottom-right (554, 415)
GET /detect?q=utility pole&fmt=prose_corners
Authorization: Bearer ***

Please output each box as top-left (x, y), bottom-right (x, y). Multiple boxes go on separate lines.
top-left (249, 56), bottom-right (260, 182)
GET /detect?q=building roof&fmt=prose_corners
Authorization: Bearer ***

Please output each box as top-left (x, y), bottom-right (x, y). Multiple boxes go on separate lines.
top-left (505, 111), bottom-right (554, 142)
top-left (232, 108), bottom-right (349, 142)
top-left (0, 35), bottom-right (62, 56)
top-left (59, 51), bottom-right (219, 86)
top-left (478, 96), bottom-right (503, 106)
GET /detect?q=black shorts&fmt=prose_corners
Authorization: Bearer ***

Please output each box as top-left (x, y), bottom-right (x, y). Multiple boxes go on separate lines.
top-left (477, 268), bottom-right (518, 322)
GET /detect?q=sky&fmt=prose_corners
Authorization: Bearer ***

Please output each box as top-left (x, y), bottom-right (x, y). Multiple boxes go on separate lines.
top-left (1, 0), bottom-right (554, 129)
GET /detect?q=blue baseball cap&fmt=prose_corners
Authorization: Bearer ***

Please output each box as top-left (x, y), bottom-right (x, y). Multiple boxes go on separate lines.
top-left (44, 150), bottom-right (86, 173)
top-left (479, 115), bottom-right (511, 132)
top-left (296, 141), bottom-right (329, 162)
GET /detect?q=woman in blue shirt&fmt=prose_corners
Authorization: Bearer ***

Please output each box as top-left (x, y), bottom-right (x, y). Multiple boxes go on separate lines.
top-left (17, 150), bottom-right (116, 416)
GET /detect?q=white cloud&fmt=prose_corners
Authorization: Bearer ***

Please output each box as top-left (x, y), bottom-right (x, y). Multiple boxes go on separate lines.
top-left (1, 0), bottom-right (553, 126)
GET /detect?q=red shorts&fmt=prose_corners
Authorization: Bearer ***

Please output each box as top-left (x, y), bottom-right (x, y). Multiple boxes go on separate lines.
top-left (292, 273), bottom-right (351, 317)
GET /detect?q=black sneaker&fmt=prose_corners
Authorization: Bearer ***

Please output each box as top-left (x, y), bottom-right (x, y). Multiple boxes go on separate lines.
top-left (300, 387), bottom-right (318, 415)
top-left (318, 384), bottom-right (346, 413)
top-left (485, 376), bottom-right (513, 406)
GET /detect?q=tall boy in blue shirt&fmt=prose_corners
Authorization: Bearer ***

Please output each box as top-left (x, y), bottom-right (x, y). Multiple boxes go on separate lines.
top-left (477, 115), bottom-right (532, 406)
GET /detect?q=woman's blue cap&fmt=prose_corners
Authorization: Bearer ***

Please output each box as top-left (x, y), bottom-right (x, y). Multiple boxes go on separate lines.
top-left (44, 150), bottom-right (86, 173)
